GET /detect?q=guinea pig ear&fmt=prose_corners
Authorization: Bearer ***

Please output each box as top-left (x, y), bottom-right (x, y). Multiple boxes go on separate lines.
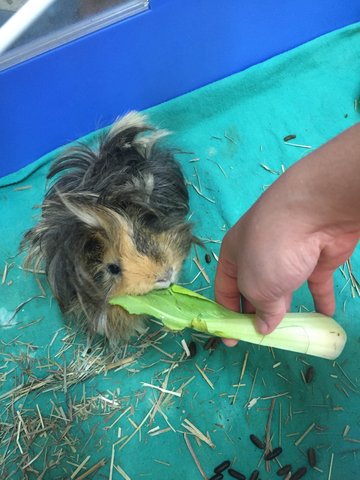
top-left (55, 193), bottom-right (130, 238)
top-left (51, 192), bottom-right (124, 242)
top-left (172, 223), bottom-right (204, 248)
top-left (53, 192), bottom-right (104, 231)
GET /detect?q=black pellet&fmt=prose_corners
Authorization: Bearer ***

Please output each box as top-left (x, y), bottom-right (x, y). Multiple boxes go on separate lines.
top-left (290, 466), bottom-right (307, 479)
top-left (249, 470), bottom-right (260, 480)
top-left (188, 341), bottom-right (197, 358)
top-left (204, 336), bottom-right (220, 351)
top-left (305, 366), bottom-right (314, 383)
top-left (249, 434), bottom-right (265, 449)
top-left (209, 474), bottom-right (223, 480)
top-left (307, 447), bottom-right (316, 467)
top-left (277, 464), bottom-right (292, 476)
top-left (205, 253), bottom-right (212, 264)
top-left (284, 134), bottom-right (296, 142)
top-left (228, 468), bottom-right (246, 480)
top-left (265, 446), bottom-right (283, 461)
top-left (214, 460), bottom-right (230, 474)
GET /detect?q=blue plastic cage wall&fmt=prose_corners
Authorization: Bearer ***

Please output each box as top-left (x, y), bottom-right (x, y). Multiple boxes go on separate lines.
top-left (0, 0), bottom-right (360, 179)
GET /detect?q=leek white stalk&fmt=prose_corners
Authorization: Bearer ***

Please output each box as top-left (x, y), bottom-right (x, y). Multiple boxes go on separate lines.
top-left (110, 285), bottom-right (347, 360)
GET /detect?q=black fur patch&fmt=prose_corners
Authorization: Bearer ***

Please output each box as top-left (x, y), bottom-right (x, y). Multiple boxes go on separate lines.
top-left (132, 227), bottom-right (162, 261)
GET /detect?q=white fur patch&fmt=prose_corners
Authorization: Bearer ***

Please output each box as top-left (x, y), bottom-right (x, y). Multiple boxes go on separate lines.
top-left (53, 192), bottom-right (102, 229)
top-left (109, 111), bottom-right (148, 138)
top-left (143, 173), bottom-right (154, 196)
top-left (131, 173), bottom-right (154, 202)
top-left (108, 110), bottom-right (170, 159)
top-left (96, 312), bottom-right (108, 335)
top-left (133, 129), bottom-right (170, 158)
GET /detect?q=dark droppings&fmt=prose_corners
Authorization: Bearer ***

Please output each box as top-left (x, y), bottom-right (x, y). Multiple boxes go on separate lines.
top-left (305, 366), bottom-right (314, 384)
top-left (204, 336), bottom-right (221, 351)
top-left (188, 341), bottom-right (197, 358)
top-left (249, 434), bottom-right (265, 450)
top-left (209, 474), bottom-right (223, 480)
top-left (205, 253), bottom-right (212, 264)
top-left (290, 466), bottom-right (307, 479)
top-left (277, 464), bottom-right (292, 476)
top-left (249, 469), bottom-right (260, 480)
top-left (265, 446), bottom-right (283, 461)
top-left (307, 447), bottom-right (316, 467)
top-left (228, 468), bottom-right (246, 480)
top-left (284, 134), bottom-right (297, 142)
top-left (214, 460), bottom-right (230, 473)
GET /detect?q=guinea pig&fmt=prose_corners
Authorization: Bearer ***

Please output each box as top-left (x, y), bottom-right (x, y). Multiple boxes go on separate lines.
top-left (21, 111), bottom-right (196, 344)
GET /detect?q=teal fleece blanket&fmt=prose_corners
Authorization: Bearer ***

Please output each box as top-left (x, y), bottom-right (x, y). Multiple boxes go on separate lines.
top-left (1, 22), bottom-right (360, 479)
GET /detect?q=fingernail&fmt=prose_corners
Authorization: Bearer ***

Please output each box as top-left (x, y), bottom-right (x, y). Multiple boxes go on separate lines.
top-left (222, 338), bottom-right (238, 347)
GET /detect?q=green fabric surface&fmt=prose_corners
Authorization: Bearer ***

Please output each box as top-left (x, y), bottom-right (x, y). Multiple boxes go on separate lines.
top-left (1, 22), bottom-right (360, 479)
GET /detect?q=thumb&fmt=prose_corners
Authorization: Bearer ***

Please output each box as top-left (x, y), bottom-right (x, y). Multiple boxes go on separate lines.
top-left (254, 299), bottom-right (287, 334)
top-left (308, 269), bottom-right (335, 317)
top-left (214, 229), bottom-right (241, 312)
top-left (214, 258), bottom-right (241, 312)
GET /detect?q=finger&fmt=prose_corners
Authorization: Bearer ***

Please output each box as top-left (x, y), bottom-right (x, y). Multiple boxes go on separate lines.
top-left (215, 252), bottom-right (243, 346)
top-left (214, 258), bottom-right (241, 313)
top-left (222, 338), bottom-right (238, 347)
top-left (221, 296), bottom-right (256, 347)
top-left (241, 296), bottom-right (255, 314)
top-left (224, 295), bottom-right (290, 344)
top-left (308, 270), bottom-right (335, 317)
top-left (215, 258), bottom-right (242, 347)
top-left (215, 255), bottom-right (242, 347)
top-left (223, 297), bottom-right (289, 344)
top-left (254, 299), bottom-right (288, 334)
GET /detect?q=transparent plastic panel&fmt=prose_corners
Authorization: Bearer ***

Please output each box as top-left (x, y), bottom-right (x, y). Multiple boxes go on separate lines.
top-left (0, 0), bottom-right (149, 71)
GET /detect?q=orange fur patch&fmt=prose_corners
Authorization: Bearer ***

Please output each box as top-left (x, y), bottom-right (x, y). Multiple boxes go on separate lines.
top-left (102, 215), bottom-right (185, 296)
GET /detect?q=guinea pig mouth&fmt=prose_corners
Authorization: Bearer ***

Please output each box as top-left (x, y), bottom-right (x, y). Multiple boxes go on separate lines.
top-left (154, 280), bottom-right (172, 289)
top-left (154, 267), bottom-right (176, 289)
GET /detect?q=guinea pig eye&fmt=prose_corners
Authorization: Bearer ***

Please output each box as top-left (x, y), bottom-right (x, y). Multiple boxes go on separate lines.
top-left (107, 263), bottom-right (121, 275)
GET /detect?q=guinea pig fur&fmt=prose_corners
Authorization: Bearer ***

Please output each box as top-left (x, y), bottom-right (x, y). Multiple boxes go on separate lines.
top-left (21, 111), bottom-right (195, 344)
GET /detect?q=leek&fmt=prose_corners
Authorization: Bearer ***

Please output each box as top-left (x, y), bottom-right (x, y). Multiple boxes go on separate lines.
top-left (110, 284), bottom-right (347, 360)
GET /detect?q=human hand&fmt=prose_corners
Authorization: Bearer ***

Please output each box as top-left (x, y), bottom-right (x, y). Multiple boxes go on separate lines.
top-left (215, 124), bottom-right (360, 346)
top-left (214, 180), bottom-right (359, 347)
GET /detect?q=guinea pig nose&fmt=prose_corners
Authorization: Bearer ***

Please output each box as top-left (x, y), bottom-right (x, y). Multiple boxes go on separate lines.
top-left (157, 267), bottom-right (174, 283)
